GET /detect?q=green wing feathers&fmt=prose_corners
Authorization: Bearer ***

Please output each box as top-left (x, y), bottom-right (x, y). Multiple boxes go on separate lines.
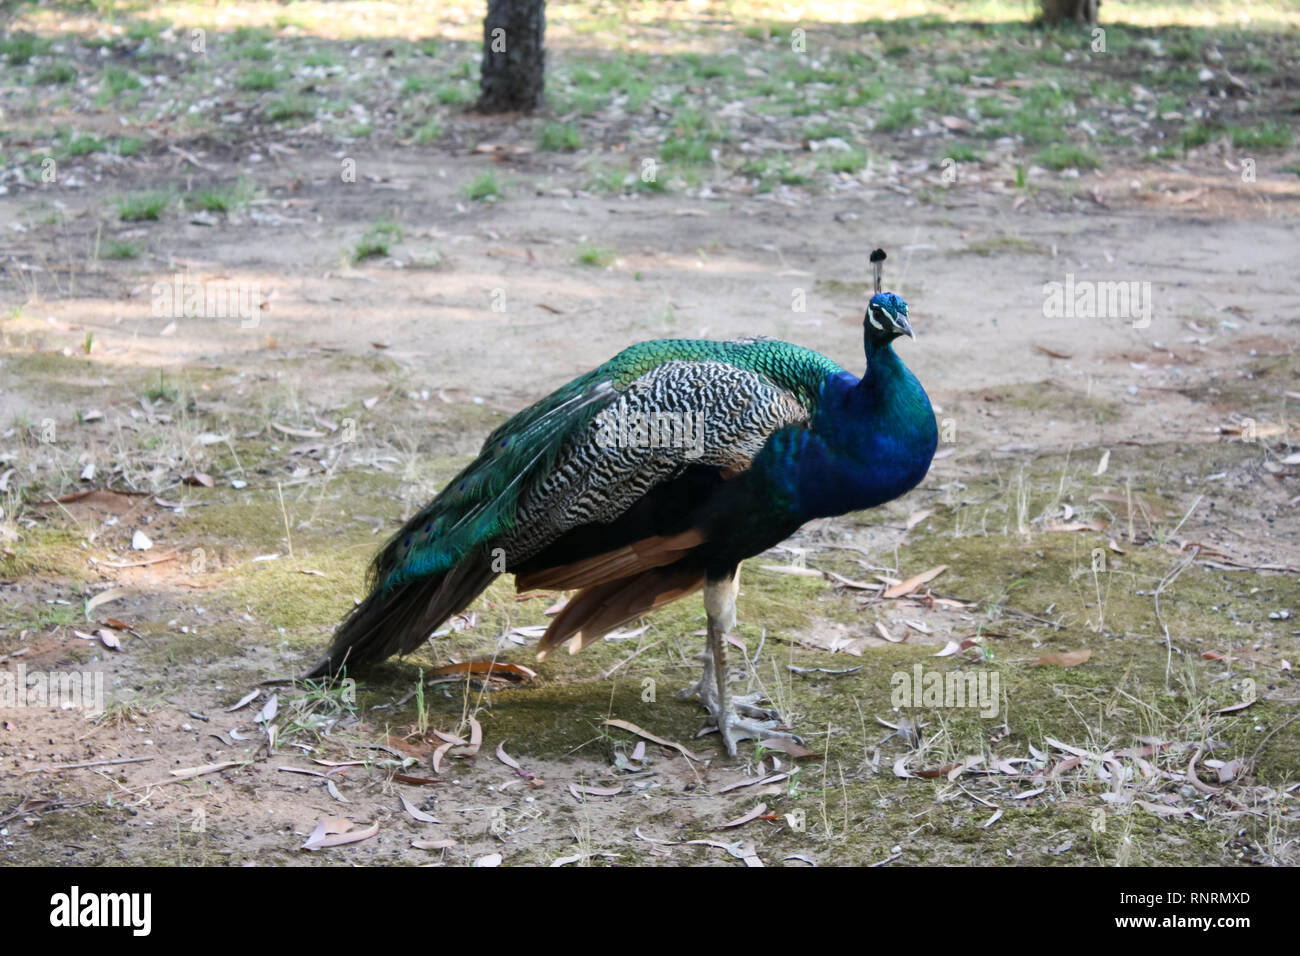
top-left (372, 338), bottom-right (841, 594)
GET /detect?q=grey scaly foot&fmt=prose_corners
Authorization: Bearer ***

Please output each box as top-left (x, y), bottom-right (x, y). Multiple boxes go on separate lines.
top-left (691, 688), bottom-right (801, 756)
top-left (676, 655), bottom-right (720, 714)
top-left (730, 691), bottom-right (781, 722)
top-left (695, 566), bottom-right (803, 756)
top-left (717, 710), bottom-right (802, 757)
top-left (679, 667), bottom-right (781, 737)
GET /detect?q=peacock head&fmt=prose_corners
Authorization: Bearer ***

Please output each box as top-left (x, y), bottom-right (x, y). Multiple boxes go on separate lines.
top-left (865, 291), bottom-right (914, 345)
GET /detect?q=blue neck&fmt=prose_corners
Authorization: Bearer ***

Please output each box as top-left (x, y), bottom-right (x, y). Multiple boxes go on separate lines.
top-left (765, 341), bottom-right (937, 520)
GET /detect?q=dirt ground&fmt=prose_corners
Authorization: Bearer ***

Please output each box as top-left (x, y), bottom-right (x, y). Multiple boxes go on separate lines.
top-left (2, 5), bottom-right (1299, 867)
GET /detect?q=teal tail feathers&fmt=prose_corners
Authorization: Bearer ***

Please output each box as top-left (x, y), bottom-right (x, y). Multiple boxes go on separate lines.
top-left (303, 547), bottom-right (496, 679)
top-left (303, 376), bottom-right (612, 679)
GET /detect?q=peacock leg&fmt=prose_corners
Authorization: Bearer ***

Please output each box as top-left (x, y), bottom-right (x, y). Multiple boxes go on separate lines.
top-left (675, 638), bottom-right (719, 714)
top-left (693, 566), bottom-right (802, 756)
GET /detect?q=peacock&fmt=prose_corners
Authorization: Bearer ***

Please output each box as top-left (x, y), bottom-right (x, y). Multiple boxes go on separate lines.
top-left (307, 250), bottom-right (938, 754)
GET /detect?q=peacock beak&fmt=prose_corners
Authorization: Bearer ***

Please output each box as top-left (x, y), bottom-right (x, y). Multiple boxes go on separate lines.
top-left (892, 313), bottom-right (915, 340)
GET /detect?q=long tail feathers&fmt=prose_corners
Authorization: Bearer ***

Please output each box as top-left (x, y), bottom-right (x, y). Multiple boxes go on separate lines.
top-left (536, 565), bottom-right (705, 660)
top-left (304, 552), bottom-right (497, 679)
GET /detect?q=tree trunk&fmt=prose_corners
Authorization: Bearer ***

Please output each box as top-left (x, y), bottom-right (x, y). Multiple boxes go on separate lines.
top-left (1040, 0), bottom-right (1099, 25)
top-left (476, 0), bottom-right (546, 113)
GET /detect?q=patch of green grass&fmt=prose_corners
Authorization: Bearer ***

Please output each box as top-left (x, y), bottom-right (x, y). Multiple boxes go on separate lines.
top-left (680, 51), bottom-right (737, 80)
top-left (923, 83), bottom-right (968, 116)
top-left (436, 83), bottom-right (470, 105)
top-left (742, 157), bottom-right (810, 192)
top-left (353, 218), bottom-right (403, 261)
top-left (962, 234), bottom-right (1045, 256)
top-left (1, 33), bottom-right (50, 65)
top-left (236, 43), bottom-right (274, 62)
top-left (875, 97), bottom-right (919, 133)
top-left (661, 136), bottom-right (714, 164)
top-left (464, 170), bottom-right (501, 202)
top-left (118, 191), bottom-right (171, 221)
top-left (1228, 122), bottom-right (1294, 150)
top-left (635, 170), bottom-right (668, 194)
top-left (584, 162), bottom-right (626, 194)
top-left (125, 20), bottom-right (164, 44)
top-left (303, 51), bottom-right (337, 68)
top-left (101, 240), bottom-right (140, 260)
top-left (191, 177), bottom-right (254, 214)
top-left (236, 69), bottom-right (279, 92)
top-left (660, 108), bottom-right (727, 164)
top-left (266, 95), bottom-right (313, 122)
top-left (934, 64), bottom-right (970, 85)
top-left (112, 136), bottom-right (143, 157)
top-left (804, 120), bottom-right (850, 141)
top-left (36, 62), bottom-right (76, 85)
top-left (575, 244), bottom-right (615, 267)
top-left (102, 67), bottom-right (142, 97)
top-left (413, 118), bottom-right (443, 144)
top-left (1035, 143), bottom-right (1100, 171)
top-left (818, 147), bottom-right (870, 175)
top-left (65, 134), bottom-right (102, 157)
top-left (538, 121), bottom-right (582, 152)
top-left (401, 76), bottom-right (430, 95)
top-left (231, 26), bottom-right (274, 46)
top-left (1179, 121), bottom-right (1217, 150)
top-left (144, 369), bottom-right (177, 403)
top-left (944, 142), bottom-right (984, 163)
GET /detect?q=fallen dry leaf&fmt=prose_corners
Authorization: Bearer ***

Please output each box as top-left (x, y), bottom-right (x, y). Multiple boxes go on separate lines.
top-left (569, 783), bottom-right (622, 800)
top-left (1034, 344), bottom-right (1073, 360)
top-left (398, 791), bottom-right (440, 823)
top-left (1030, 649), bottom-right (1092, 668)
top-left (302, 818), bottom-right (379, 851)
top-left (883, 565), bottom-right (948, 599)
top-left (1213, 699), bottom-right (1255, 714)
top-left (717, 803), bottom-right (767, 829)
top-left (496, 742), bottom-right (522, 771)
top-left (718, 772), bottom-right (792, 794)
top-left (905, 509), bottom-right (933, 531)
top-left (1012, 787), bottom-right (1046, 800)
top-left (915, 762), bottom-right (962, 779)
top-left (602, 718), bottom-right (704, 762)
top-left (170, 761), bottom-right (242, 780)
top-left (85, 588), bottom-right (128, 615)
top-left (1042, 521), bottom-right (1107, 533)
top-left (425, 660), bottom-right (538, 683)
top-left (757, 737), bottom-right (814, 758)
top-left (411, 838), bottom-right (456, 851)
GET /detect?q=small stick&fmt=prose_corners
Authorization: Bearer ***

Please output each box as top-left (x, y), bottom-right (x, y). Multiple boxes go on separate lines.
top-left (277, 480), bottom-right (294, 558)
top-left (28, 755), bottom-right (154, 773)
